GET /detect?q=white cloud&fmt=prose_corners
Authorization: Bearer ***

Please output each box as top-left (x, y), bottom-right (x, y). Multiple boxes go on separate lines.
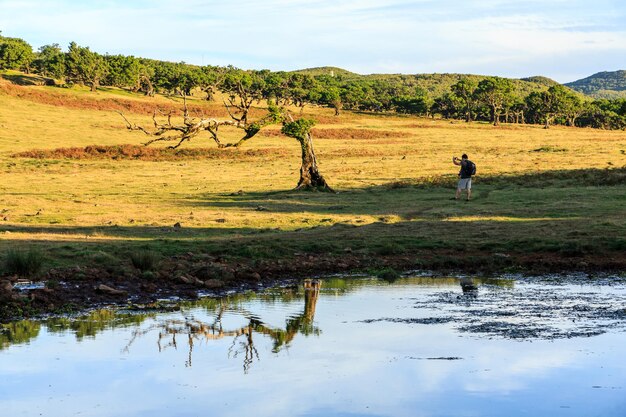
top-left (0, 0), bottom-right (625, 80)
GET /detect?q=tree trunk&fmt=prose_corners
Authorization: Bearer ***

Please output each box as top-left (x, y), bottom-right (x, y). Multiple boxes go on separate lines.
top-left (90, 77), bottom-right (99, 92)
top-left (492, 105), bottom-right (499, 126)
top-left (295, 132), bottom-right (333, 192)
top-left (303, 279), bottom-right (321, 322)
top-left (544, 115), bottom-right (551, 129)
top-left (140, 76), bottom-right (154, 97)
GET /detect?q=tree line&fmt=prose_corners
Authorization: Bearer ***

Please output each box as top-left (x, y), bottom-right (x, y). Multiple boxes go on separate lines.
top-left (1, 34), bottom-right (625, 130)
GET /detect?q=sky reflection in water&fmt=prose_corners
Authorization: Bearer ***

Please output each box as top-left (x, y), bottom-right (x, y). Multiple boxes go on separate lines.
top-left (1, 276), bottom-right (625, 417)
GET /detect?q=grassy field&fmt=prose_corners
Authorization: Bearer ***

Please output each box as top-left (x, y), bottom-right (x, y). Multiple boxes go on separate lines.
top-left (1, 76), bottom-right (625, 278)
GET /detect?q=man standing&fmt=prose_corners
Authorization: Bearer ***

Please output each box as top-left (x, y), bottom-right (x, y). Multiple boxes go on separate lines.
top-left (452, 154), bottom-right (475, 201)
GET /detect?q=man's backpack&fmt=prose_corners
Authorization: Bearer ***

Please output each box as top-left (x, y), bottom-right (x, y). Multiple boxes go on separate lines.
top-left (461, 160), bottom-right (476, 177)
top-left (469, 160), bottom-right (476, 175)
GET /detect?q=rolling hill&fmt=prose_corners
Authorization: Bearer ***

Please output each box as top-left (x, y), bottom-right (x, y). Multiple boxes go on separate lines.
top-left (292, 67), bottom-right (564, 98)
top-left (565, 70), bottom-right (626, 99)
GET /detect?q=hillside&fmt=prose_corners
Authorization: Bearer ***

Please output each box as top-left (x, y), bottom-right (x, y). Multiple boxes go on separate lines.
top-left (565, 70), bottom-right (626, 99)
top-left (292, 67), bottom-right (568, 98)
top-left (520, 76), bottom-right (561, 87)
top-left (291, 66), bottom-right (359, 78)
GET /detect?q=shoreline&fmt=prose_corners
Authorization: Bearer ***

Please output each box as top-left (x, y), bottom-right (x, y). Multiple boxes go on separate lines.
top-left (2, 250), bottom-right (624, 322)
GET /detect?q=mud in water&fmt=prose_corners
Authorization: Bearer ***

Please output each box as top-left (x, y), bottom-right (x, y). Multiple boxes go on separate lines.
top-left (366, 275), bottom-right (626, 340)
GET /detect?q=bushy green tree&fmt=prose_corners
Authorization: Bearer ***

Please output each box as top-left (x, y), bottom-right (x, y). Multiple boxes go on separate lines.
top-left (32, 43), bottom-right (65, 80)
top-left (0, 35), bottom-right (34, 72)
top-left (176, 65), bottom-right (205, 96)
top-left (341, 81), bottom-right (371, 110)
top-left (260, 70), bottom-right (289, 104)
top-left (288, 73), bottom-right (314, 109)
top-left (577, 99), bottom-right (626, 129)
top-left (474, 77), bottom-right (514, 126)
top-left (314, 75), bottom-right (342, 116)
top-left (451, 78), bottom-right (477, 122)
top-left (65, 42), bottom-right (108, 91)
top-left (104, 54), bottom-right (142, 89)
top-left (392, 88), bottom-right (431, 115)
top-left (199, 65), bottom-right (227, 101)
top-left (432, 93), bottom-right (463, 119)
top-left (526, 85), bottom-right (584, 128)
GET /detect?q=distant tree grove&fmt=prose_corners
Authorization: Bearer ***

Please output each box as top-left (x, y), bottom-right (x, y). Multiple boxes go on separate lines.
top-left (1, 34), bottom-right (625, 130)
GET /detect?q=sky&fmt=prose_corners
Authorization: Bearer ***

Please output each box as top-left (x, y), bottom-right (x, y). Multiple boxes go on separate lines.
top-left (1, 0), bottom-right (625, 83)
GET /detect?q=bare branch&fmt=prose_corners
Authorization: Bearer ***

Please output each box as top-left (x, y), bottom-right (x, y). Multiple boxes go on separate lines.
top-left (118, 111), bottom-right (154, 136)
top-left (143, 134), bottom-right (185, 146)
top-left (223, 98), bottom-right (242, 123)
top-left (168, 134), bottom-right (193, 149)
top-left (117, 110), bottom-right (133, 129)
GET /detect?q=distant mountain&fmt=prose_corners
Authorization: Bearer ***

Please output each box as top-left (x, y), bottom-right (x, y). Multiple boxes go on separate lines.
top-left (565, 70), bottom-right (626, 99)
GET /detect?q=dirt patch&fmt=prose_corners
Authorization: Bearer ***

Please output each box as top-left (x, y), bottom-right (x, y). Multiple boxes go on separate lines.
top-left (12, 144), bottom-right (290, 161)
top-left (261, 127), bottom-right (411, 140)
top-left (304, 114), bottom-right (347, 125)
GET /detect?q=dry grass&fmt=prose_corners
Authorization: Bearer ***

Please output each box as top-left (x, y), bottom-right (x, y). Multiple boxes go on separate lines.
top-left (13, 144), bottom-right (290, 161)
top-left (0, 79), bottom-right (625, 271)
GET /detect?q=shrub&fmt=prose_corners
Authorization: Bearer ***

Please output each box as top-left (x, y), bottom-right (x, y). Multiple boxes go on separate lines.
top-left (4, 248), bottom-right (44, 277)
top-left (375, 267), bottom-right (401, 283)
top-left (129, 250), bottom-right (161, 272)
top-left (141, 270), bottom-right (157, 280)
top-left (374, 242), bottom-right (406, 256)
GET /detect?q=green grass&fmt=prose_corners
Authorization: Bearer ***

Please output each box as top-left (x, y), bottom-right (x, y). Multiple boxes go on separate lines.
top-left (129, 250), bottom-right (161, 272)
top-left (3, 248), bottom-right (44, 277)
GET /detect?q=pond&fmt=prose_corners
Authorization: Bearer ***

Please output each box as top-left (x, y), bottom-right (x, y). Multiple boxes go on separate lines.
top-left (1, 275), bottom-right (626, 417)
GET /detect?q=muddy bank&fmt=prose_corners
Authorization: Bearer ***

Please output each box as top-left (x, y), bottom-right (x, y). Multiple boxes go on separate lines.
top-left (1, 249), bottom-right (625, 322)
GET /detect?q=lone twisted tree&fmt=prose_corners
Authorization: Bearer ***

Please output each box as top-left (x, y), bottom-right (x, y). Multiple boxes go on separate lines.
top-left (120, 92), bottom-right (333, 192)
top-left (280, 117), bottom-right (331, 191)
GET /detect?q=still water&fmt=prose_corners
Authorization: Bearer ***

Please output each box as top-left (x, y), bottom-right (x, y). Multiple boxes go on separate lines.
top-left (1, 276), bottom-right (626, 417)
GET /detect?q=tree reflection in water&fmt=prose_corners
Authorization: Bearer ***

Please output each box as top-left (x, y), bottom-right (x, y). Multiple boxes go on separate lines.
top-left (2, 277), bottom-right (512, 371)
top-left (125, 279), bottom-right (322, 373)
top-left (0, 321), bottom-right (41, 350)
